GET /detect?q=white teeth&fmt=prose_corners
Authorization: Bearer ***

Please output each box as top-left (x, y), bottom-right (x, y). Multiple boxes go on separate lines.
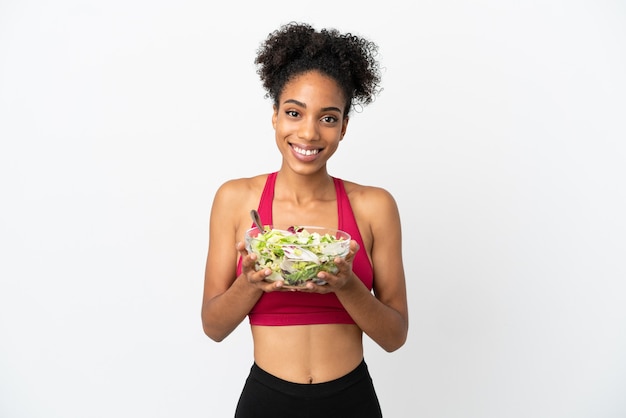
top-left (293, 146), bottom-right (319, 156)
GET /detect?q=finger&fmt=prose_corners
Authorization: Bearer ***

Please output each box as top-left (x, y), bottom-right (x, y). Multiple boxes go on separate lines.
top-left (333, 256), bottom-right (352, 271)
top-left (260, 278), bottom-right (286, 292)
top-left (303, 280), bottom-right (333, 294)
top-left (249, 265), bottom-right (271, 282)
top-left (241, 253), bottom-right (258, 271)
top-left (298, 282), bottom-right (319, 293)
top-left (314, 272), bottom-right (336, 288)
top-left (342, 241), bottom-right (359, 262)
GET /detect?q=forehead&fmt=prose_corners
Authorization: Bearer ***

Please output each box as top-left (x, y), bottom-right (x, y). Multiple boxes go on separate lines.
top-left (279, 71), bottom-right (346, 109)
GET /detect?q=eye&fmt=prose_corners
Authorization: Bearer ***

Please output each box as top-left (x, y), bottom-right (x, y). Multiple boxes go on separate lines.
top-left (285, 110), bottom-right (300, 118)
top-left (321, 115), bottom-right (338, 123)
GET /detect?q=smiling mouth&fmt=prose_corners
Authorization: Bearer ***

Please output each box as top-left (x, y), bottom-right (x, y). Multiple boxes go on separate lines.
top-left (291, 145), bottom-right (321, 156)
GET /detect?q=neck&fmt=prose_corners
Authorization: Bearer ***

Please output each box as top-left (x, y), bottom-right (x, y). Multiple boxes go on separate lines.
top-left (274, 169), bottom-right (335, 204)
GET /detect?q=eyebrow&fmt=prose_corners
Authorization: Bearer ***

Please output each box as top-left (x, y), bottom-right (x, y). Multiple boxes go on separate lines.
top-left (282, 99), bottom-right (343, 114)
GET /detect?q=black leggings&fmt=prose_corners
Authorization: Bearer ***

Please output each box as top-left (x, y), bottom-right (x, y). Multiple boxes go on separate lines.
top-left (234, 360), bottom-right (383, 418)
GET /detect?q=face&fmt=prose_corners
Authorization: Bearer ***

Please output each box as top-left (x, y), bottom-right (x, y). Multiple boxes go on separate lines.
top-left (272, 71), bottom-right (349, 175)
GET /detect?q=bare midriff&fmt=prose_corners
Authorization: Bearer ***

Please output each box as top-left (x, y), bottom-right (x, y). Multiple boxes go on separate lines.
top-left (251, 323), bottom-right (364, 384)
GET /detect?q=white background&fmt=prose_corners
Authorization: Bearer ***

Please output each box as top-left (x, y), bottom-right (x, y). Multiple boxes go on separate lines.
top-left (1, 1), bottom-right (625, 417)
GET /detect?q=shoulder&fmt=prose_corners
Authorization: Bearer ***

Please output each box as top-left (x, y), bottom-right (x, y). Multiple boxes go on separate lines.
top-left (211, 174), bottom-right (271, 220)
top-left (340, 179), bottom-right (400, 225)
top-left (214, 174), bottom-right (270, 202)
top-left (341, 179), bottom-right (398, 209)
top-left (209, 173), bottom-right (272, 233)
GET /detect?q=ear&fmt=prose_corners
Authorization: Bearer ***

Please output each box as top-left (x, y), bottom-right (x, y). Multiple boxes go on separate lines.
top-left (272, 105), bottom-right (278, 129)
top-left (340, 116), bottom-right (349, 140)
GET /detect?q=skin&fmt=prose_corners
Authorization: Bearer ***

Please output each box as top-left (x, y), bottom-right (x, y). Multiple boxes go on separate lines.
top-left (201, 70), bottom-right (408, 384)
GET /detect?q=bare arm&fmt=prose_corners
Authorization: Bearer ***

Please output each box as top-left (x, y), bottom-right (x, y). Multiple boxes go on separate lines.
top-left (201, 180), bottom-right (281, 342)
top-left (305, 187), bottom-right (409, 352)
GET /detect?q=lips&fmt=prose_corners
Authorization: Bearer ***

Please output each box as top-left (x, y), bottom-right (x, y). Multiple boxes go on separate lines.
top-left (291, 145), bottom-right (321, 156)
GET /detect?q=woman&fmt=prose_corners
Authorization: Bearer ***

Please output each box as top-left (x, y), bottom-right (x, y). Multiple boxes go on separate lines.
top-left (202, 22), bottom-right (408, 417)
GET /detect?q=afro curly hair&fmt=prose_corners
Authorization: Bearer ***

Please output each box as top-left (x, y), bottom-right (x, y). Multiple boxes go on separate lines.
top-left (255, 22), bottom-right (382, 116)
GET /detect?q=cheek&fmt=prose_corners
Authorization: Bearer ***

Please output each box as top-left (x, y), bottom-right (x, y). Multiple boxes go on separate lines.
top-left (274, 123), bottom-right (287, 138)
top-left (274, 124), bottom-right (290, 145)
top-left (273, 116), bottom-right (295, 136)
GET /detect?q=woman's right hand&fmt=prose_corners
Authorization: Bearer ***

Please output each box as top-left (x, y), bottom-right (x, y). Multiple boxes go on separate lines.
top-left (236, 241), bottom-right (287, 292)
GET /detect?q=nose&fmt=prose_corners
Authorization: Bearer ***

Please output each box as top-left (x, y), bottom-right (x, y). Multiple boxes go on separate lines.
top-left (297, 117), bottom-right (320, 141)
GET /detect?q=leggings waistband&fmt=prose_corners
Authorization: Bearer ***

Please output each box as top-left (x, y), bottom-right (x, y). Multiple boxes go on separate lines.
top-left (249, 359), bottom-right (371, 398)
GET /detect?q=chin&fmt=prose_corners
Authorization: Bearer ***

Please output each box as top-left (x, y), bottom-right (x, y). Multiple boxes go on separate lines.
top-left (287, 161), bottom-right (326, 176)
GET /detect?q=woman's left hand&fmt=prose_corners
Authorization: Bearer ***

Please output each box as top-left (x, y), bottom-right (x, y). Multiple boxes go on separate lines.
top-left (298, 240), bottom-right (360, 294)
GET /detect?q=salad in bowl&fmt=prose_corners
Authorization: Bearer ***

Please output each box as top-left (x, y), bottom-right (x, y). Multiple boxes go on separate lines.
top-left (244, 226), bottom-right (351, 287)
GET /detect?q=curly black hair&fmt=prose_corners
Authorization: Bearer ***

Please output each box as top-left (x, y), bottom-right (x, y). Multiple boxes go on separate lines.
top-left (255, 22), bottom-right (382, 116)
